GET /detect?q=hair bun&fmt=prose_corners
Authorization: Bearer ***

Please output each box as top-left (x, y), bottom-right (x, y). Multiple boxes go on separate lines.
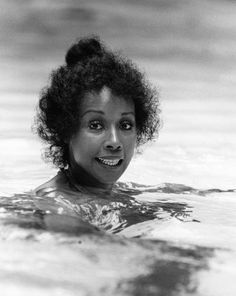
top-left (65, 37), bottom-right (103, 66)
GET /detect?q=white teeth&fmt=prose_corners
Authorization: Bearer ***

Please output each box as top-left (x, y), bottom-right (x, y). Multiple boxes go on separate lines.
top-left (97, 158), bottom-right (121, 166)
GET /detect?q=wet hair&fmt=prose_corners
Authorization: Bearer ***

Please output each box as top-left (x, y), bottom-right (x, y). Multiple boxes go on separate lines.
top-left (35, 36), bottom-right (160, 168)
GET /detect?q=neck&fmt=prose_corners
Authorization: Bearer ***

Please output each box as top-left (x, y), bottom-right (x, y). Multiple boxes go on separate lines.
top-left (66, 162), bottom-right (114, 194)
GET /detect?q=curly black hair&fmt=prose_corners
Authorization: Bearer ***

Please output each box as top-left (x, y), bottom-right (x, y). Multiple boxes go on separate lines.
top-left (35, 36), bottom-right (160, 168)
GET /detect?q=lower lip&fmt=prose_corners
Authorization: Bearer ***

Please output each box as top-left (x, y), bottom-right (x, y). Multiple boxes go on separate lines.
top-left (95, 158), bottom-right (123, 169)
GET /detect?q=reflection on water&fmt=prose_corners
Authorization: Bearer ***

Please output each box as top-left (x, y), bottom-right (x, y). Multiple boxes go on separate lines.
top-left (1, 183), bottom-right (194, 233)
top-left (0, 182), bottom-right (235, 295)
top-left (0, 183), bottom-right (195, 235)
top-left (2, 182), bottom-right (232, 234)
top-left (1, 182), bottom-right (235, 245)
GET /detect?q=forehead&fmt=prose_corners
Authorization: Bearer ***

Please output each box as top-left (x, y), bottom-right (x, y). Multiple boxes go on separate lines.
top-left (80, 87), bottom-right (134, 114)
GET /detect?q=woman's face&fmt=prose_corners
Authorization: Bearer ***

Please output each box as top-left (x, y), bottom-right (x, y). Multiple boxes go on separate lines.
top-left (69, 87), bottom-right (136, 189)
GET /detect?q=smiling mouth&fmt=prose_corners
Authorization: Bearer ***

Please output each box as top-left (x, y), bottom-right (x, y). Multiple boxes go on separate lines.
top-left (96, 157), bottom-right (123, 167)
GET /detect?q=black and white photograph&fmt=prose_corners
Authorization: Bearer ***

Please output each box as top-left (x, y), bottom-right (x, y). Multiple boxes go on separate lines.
top-left (0, 0), bottom-right (236, 295)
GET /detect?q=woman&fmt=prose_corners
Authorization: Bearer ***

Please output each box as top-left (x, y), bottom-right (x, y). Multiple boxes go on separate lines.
top-left (34, 36), bottom-right (160, 232)
top-left (35, 36), bottom-right (160, 195)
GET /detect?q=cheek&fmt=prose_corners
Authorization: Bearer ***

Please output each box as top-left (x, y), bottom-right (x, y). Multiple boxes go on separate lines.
top-left (71, 133), bottom-right (103, 160)
top-left (124, 135), bottom-right (136, 156)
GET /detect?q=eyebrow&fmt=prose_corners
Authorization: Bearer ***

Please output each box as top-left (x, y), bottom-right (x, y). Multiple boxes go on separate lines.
top-left (81, 110), bottom-right (104, 117)
top-left (81, 110), bottom-right (135, 117)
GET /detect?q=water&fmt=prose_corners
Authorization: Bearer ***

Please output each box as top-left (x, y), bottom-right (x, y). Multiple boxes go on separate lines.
top-left (1, 0), bottom-right (236, 295)
top-left (0, 184), bottom-right (236, 295)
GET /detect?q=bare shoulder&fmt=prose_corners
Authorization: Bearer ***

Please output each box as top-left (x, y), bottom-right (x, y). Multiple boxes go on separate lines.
top-left (34, 171), bottom-right (68, 196)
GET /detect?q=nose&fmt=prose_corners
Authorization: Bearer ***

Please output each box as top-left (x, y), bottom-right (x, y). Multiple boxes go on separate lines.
top-left (104, 126), bottom-right (122, 151)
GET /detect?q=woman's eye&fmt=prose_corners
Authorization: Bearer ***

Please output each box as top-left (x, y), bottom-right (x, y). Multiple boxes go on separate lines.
top-left (89, 121), bottom-right (103, 130)
top-left (120, 120), bottom-right (133, 131)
